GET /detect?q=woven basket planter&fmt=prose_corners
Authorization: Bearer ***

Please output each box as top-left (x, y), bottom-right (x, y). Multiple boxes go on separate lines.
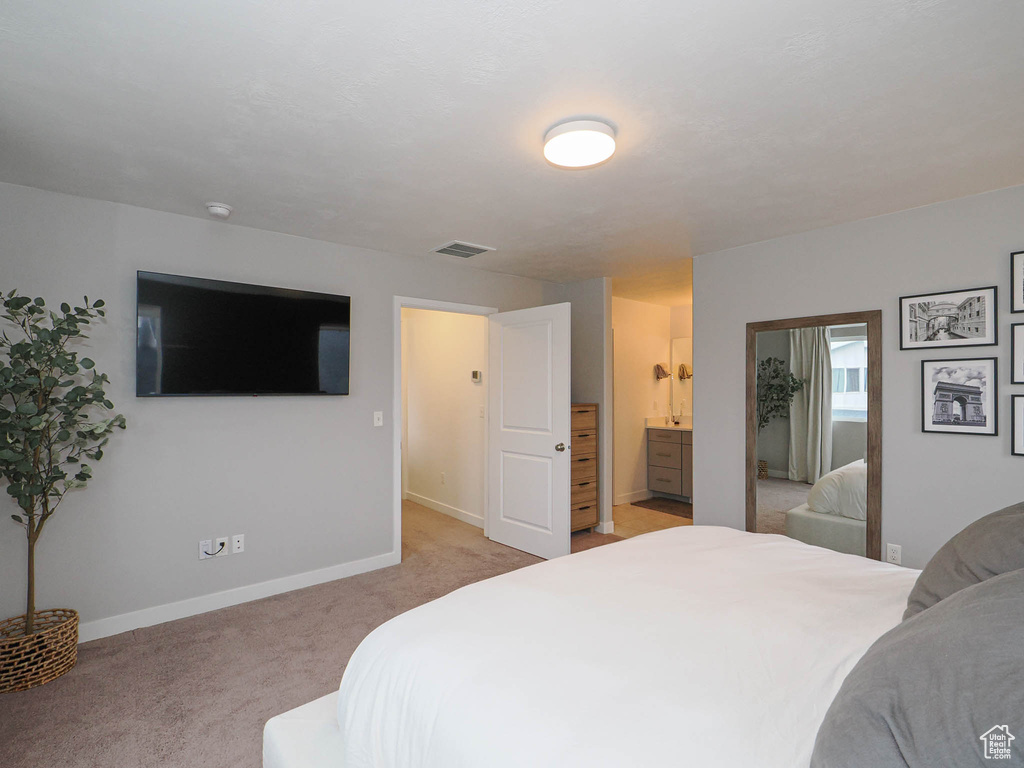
top-left (0, 609), bottom-right (78, 693)
top-left (757, 460), bottom-right (769, 480)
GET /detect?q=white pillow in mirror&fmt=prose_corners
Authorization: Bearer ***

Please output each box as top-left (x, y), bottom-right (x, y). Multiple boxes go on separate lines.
top-left (806, 460), bottom-right (867, 521)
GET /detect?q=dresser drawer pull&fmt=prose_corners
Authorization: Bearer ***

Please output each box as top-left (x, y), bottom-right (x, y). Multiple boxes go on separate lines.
top-left (576, 433), bottom-right (591, 438)
top-left (575, 457), bottom-right (591, 463)
top-left (577, 505), bottom-right (592, 511)
top-left (577, 481), bottom-right (590, 487)
top-left (655, 452), bottom-right (671, 457)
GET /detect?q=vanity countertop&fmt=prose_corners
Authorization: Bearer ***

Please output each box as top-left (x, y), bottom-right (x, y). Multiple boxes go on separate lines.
top-left (645, 418), bottom-right (692, 431)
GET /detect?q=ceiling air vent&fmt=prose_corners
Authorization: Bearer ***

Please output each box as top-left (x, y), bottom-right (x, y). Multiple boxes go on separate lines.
top-left (433, 241), bottom-right (495, 258)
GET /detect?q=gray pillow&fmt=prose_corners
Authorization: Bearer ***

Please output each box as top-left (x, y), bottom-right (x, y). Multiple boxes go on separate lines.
top-left (811, 568), bottom-right (1024, 768)
top-left (904, 501), bottom-right (1024, 620)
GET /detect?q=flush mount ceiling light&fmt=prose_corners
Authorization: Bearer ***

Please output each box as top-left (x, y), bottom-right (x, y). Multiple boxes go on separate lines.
top-left (543, 119), bottom-right (616, 169)
top-left (205, 202), bottom-right (233, 219)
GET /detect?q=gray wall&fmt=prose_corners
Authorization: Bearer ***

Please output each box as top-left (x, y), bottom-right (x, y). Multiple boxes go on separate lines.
top-left (832, 420), bottom-right (867, 470)
top-left (0, 181), bottom-right (551, 631)
top-left (694, 183), bottom-right (1024, 568)
top-left (755, 330), bottom-right (791, 474)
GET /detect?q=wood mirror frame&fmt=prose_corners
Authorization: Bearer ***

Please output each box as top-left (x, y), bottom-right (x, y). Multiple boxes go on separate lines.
top-left (745, 310), bottom-right (882, 560)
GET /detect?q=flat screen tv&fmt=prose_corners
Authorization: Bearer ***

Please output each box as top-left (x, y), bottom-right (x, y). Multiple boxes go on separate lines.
top-left (136, 271), bottom-right (350, 396)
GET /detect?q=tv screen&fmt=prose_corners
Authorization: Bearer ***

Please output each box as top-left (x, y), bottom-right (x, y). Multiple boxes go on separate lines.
top-left (136, 271), bottom-right (350, 396)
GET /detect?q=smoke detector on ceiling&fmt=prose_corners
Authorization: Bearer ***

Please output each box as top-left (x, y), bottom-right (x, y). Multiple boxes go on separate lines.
top-left (433, 241), bottom-right (495, 258)
top-left (205, 202), bottom-right (233, 219)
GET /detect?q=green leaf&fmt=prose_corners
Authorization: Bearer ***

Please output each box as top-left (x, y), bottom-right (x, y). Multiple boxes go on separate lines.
top-left (80, 357), bottom-right (95, 369)
top-left (11, 514), bottom-right (24, 524)
top-left (15, 402), bottom-right (38, 415)
top-left (61, 302), bottom-right (71, 314)
top-left (93, 299), bottom-right (105, 308)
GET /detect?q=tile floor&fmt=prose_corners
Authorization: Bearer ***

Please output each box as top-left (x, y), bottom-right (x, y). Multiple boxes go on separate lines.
top-left (612, 502), bottom-right (692, 538)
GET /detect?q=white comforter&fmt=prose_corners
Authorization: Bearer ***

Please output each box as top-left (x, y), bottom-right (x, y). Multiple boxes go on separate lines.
top-left (337, 526), bottom-right (919, 768)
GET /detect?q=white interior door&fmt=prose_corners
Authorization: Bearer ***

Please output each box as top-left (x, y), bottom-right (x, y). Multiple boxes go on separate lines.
top-left (487, 302), bottom-right (571, 559)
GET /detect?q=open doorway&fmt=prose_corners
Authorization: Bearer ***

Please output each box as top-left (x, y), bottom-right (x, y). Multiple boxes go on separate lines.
top-left (392, 296), bottom-right (619, 562)
top-left (393, 298), bottom-right (496, 560)
top-left (609, 260), bottom-right (695, 538)
top-left (401, 306), bottom-right (489, 529)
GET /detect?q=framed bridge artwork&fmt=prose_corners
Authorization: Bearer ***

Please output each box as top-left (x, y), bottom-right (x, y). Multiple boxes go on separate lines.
top-left (921, 357), bottom-right (998, 436)
top-left (899, 286), bottom-right (997, 350)
top-left (1012, 251), bottom-right (1024, 314)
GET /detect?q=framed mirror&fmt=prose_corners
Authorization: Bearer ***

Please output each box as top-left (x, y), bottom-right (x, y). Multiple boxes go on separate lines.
top-left (745, 311), bottom-right (882, 560)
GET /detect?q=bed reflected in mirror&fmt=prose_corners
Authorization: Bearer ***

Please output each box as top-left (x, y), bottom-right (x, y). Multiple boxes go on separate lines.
top-left (745, 312), bottom-right (882, 560)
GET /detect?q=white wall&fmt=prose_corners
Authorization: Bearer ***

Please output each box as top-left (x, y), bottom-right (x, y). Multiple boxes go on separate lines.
top-left (670, 304), bottom-right (693, 338)
top-left (612, 297), bottom-right (671, 505)
top-left (401, 308), bottom-right (487, 527)
top-left (0, 181), bottom-right (550, 638)
top-left (693, 183), bottom-right (1024, 568)
top-left (545, 278), bottom-right (614, 532)
top-left (832, 420), bottom-right (867, 470)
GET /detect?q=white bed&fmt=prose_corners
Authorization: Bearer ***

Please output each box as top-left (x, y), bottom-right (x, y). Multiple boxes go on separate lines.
top-left (264, 526), bottom-right (918, 768)
top-left (785, 460), bottom-right (868, 555)
top-left (785, 503), bottom-right (866, 556)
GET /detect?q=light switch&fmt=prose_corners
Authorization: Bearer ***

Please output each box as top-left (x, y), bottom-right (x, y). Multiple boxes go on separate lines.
top-left (373, 411), bottom-right (384, 427)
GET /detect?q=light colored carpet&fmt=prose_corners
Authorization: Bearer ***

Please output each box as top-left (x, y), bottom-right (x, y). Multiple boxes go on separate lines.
top-left (756, 478), bottom-right (810, 535)
top-left (0, 501), bottom-right (621, 768)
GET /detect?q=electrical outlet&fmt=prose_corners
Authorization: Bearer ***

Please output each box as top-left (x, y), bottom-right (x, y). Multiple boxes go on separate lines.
top-left (479, 405), bottom-right (485, 419)
top-left (232, 534), bottom-right (245, 554)
top-left (199, 539), bottom-right (212, 560)
top-left (886, 543), bottom-right (902, 565)
top-left (215, 537), bottom-right (229, 557)
top-left (440, 471), bottom-right (446, 485)
top-left (373, 411), bottom-right (383, 427)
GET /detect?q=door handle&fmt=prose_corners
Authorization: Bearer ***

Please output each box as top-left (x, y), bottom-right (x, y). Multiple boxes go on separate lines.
top-left (555, 443), bottom-right (566, 452)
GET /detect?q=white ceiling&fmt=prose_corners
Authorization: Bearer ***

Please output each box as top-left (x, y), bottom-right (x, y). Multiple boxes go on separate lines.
top-left (2, 1), bottom-right (1022, 292)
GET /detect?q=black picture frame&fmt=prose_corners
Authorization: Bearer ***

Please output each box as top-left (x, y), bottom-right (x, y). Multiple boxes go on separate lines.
top-left (899, 286), bottom-right (998, 350)
top-left (1013, 324), bottom-right (1024, 385)
top-left (920, 357), bottom-right (998, 436)
top-left (1012, 251), bottom-right (1024, 314)
top-left (1013, 396), bottom-right (1024, 456)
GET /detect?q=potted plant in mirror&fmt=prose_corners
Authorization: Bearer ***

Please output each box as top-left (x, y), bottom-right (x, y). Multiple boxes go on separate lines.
top-left (756, 357), bottom-right (803, 480)
top-left (0, 291), bottom-right (125, 693)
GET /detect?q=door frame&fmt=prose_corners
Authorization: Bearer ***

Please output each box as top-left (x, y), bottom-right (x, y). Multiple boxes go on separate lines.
top-left (392, 296), bottom-right (499, 561)
top-left (744, 310), bottom-right (882, 560)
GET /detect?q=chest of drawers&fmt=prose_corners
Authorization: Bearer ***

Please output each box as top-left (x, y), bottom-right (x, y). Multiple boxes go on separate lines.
top-left (570, 404), bottom-right (599, 531)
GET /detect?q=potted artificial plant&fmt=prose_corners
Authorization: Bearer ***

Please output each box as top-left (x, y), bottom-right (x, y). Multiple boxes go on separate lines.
top-left (755, 356), bottom-right (803, 480)
top-left (0, 291), bottom-right (125, 693)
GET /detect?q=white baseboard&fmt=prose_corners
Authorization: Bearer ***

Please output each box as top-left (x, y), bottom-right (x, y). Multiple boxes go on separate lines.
top-left (595, 520), bottom-right (615, 534)
top-left (78, 549), bottom-right (401, 643)
top-left (615, 489), bottom-right (653, 506)
top-left (766, 469), bottom-right (788, 479)
top-left (405, 492), bottom-right (483, 529)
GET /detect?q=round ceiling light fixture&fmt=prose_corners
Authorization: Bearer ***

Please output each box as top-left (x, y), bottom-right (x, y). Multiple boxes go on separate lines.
top-left (543, 119), bottom-right (616, 169)
top-left (205, 202), bottom-right (233, 219)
